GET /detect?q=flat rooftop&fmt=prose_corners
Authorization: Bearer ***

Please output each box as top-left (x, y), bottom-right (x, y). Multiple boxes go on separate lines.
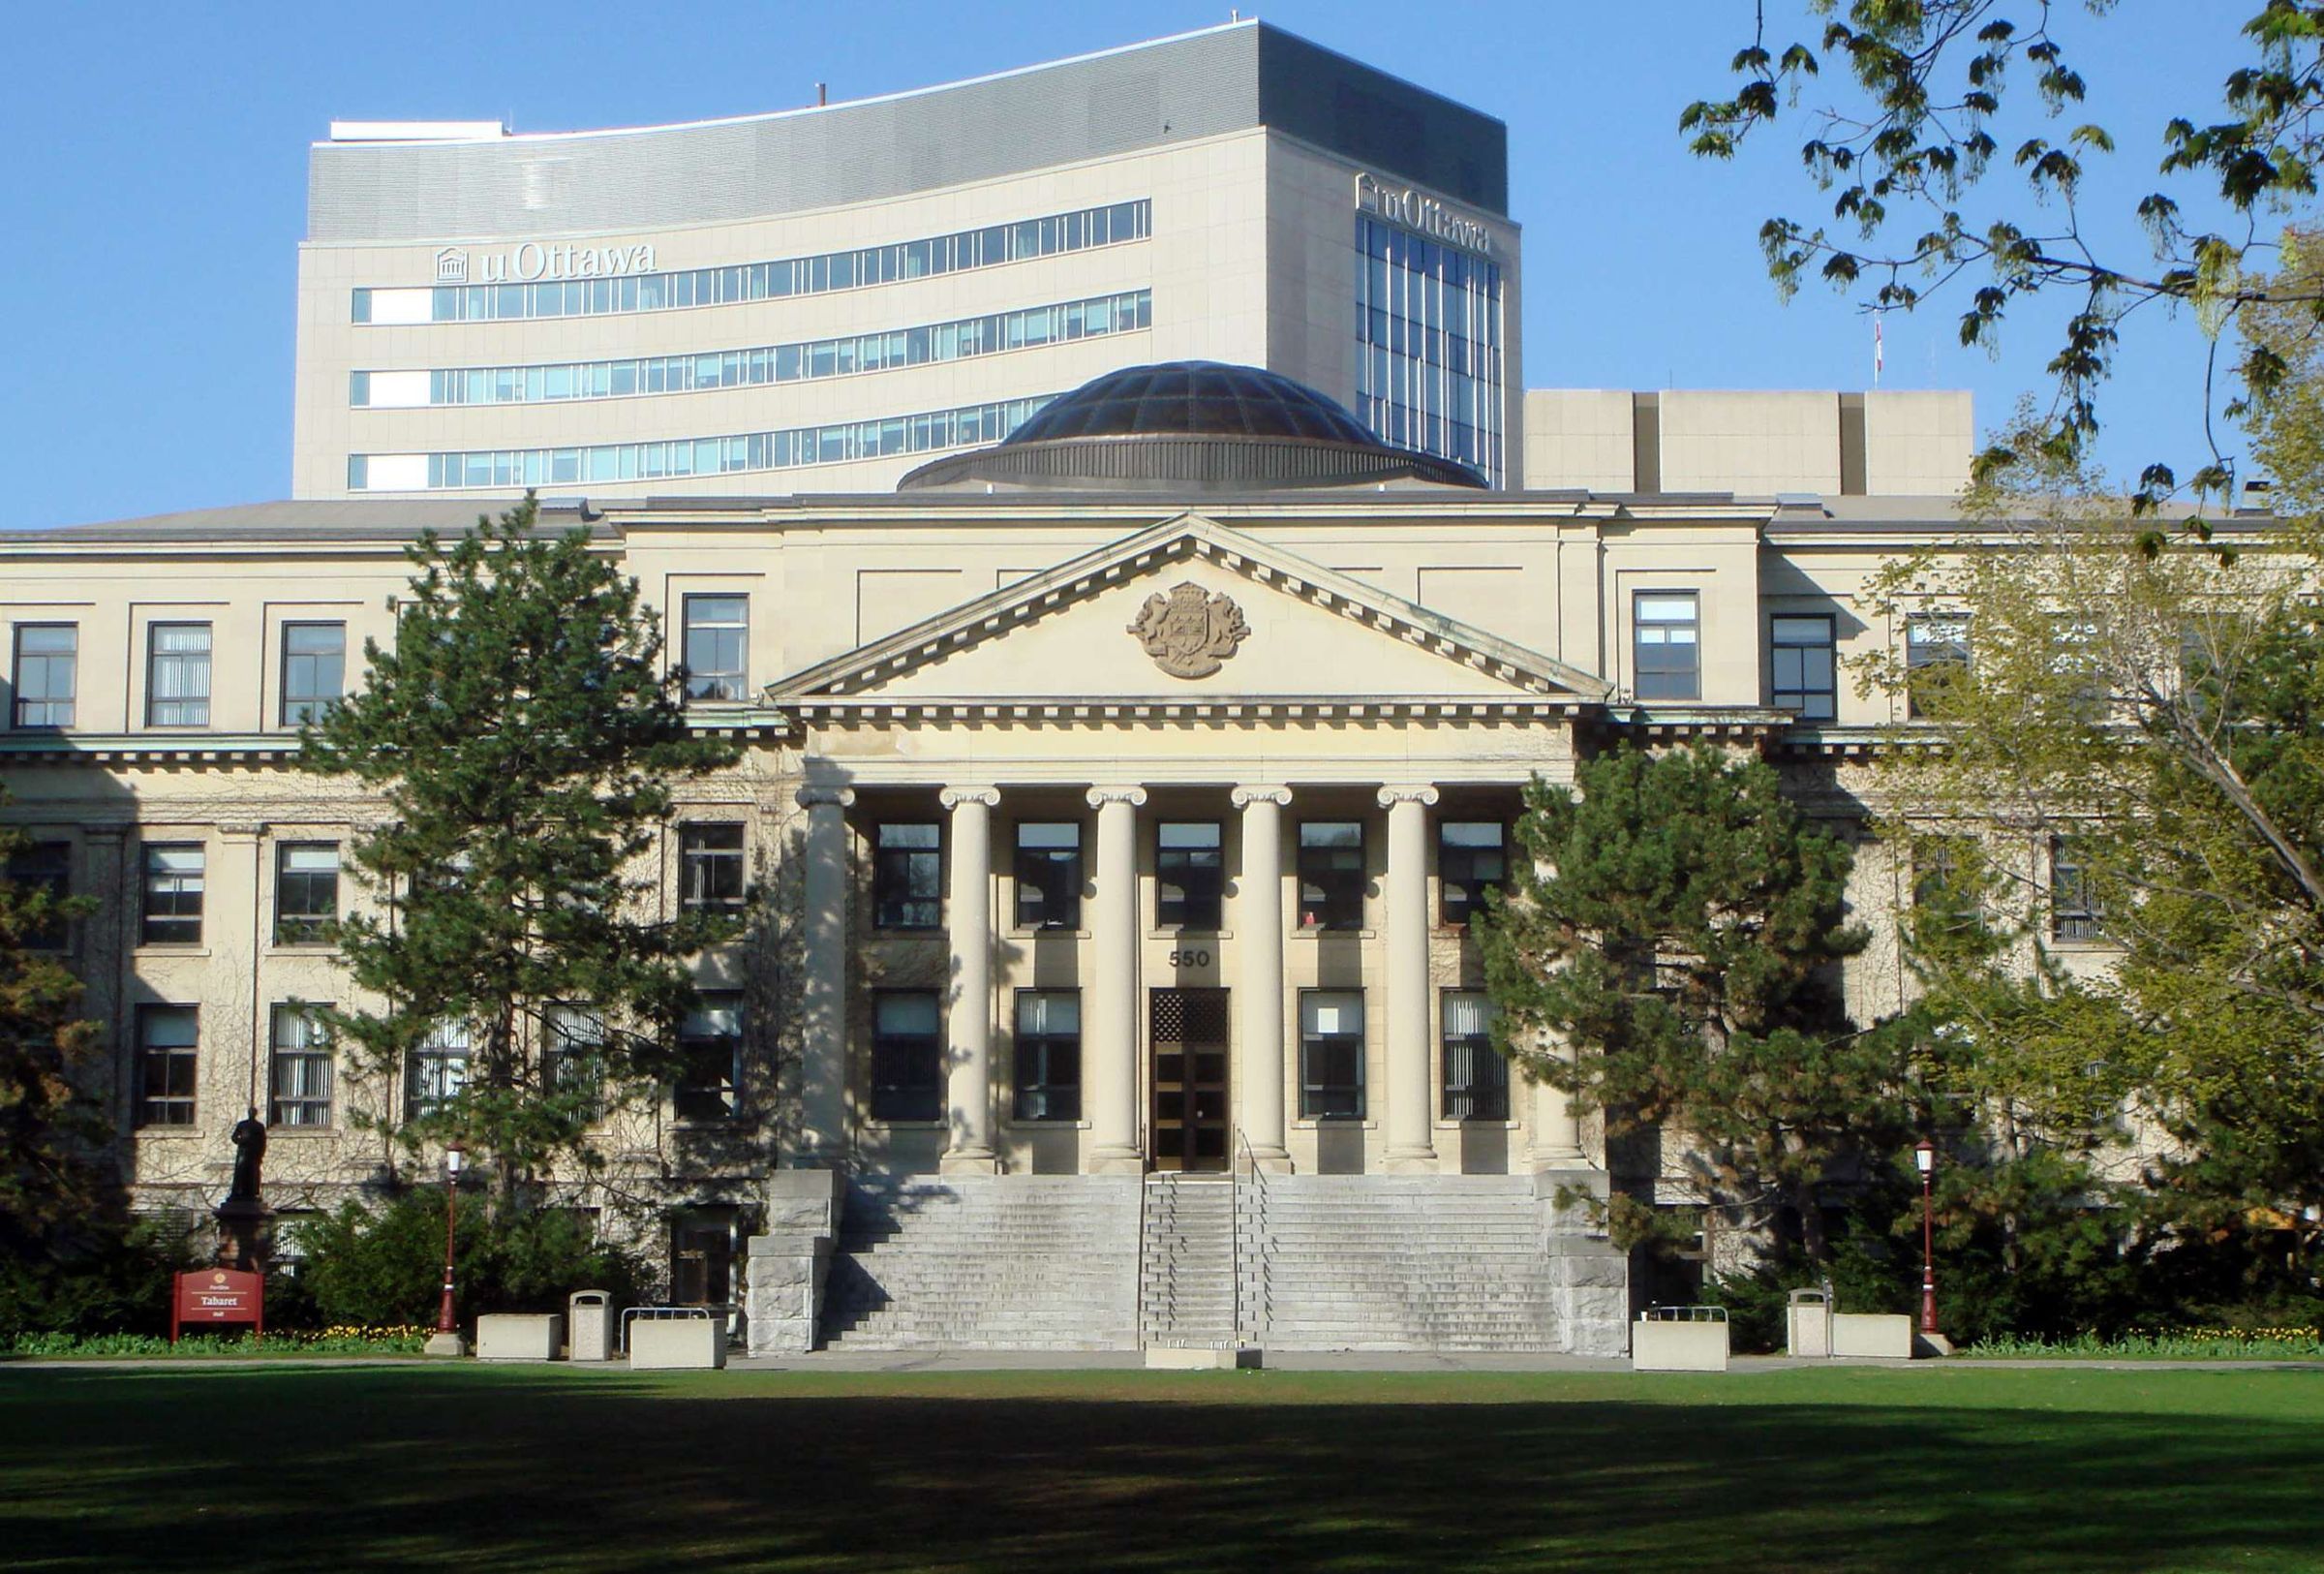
top-left (306, 21), bottom-right (1509, 245)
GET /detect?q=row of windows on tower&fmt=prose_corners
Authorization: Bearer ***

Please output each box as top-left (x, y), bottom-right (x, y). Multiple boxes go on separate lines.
top-left (870, 817), bottom-right (1509, 933)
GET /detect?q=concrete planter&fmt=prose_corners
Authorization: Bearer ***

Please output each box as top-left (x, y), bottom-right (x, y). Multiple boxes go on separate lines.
top-left (1632, 1315), bottom-right (1729, 1373)
top-left (1832, 1312), bottom-right (1912, 1359)
top-left (474, 1313), bottom-right (564, 1362)
top-left (628, 1317), bottom-right (727, 1370)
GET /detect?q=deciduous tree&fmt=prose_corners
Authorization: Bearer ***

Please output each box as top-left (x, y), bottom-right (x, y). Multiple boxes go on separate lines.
top-left (1684, 2), bottom-right (2324, 490)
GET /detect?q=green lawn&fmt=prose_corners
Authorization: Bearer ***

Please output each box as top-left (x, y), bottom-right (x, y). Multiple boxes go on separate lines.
top-left (4, 1364), bottom-right (2320, 1572)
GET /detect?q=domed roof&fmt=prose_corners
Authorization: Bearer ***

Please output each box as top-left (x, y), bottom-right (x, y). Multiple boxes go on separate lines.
top-left (899, 361), bottom-right (1485, 493)
top-left (1004, 361), bottom-right (1384, 447)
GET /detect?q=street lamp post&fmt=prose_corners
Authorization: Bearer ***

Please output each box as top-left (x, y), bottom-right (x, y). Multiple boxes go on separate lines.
top-left (1914, 1138), bottom-right (1941, 1340)
top-left (425, 1144), bottom-right (466, 1357)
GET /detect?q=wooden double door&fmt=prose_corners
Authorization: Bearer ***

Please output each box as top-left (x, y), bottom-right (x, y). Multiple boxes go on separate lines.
top-left (1150, 987), bottom-right (1230, 1172)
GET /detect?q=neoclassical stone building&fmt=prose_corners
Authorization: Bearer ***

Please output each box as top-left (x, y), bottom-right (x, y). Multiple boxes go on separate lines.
top-left (2, 363), bottom-right (2037, 1354)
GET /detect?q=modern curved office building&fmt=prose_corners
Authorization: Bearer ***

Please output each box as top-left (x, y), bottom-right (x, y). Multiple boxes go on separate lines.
top-left (295, 19), bottom-right (1520, 499)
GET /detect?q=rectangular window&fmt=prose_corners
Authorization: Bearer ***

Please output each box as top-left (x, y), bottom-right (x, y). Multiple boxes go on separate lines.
top-left (1771, 614), bottom-right (1838, 722)
top-left (269, 1003), bottom-right (334, 1128)
top-left (675, 994), bottom-right (742, 1121)
top-left (1906, 614), bottom-right (1972, 719)
top-left (1300, 990), bottom-right (1365, 1119)
top-left (873, 822), bottom-right (941, 930)
top-left (1155, 821), bottom-right (1224, 931)
top-left (145, 622), bottom-right (213, 727)
top-left (1438, 821), bottom-right (1506, 926)
top-left (2051, 837), bottom-right (2103, 942)
top-left (1013, 990), bottom-right (1082, 1121)
top-left (137, 1005), bottom-right (199, 1127)
top-left (544, 1004), bottom-right (604, 1117)
top-left (406, 1021), bottom-right (471, 1120)
top-left (1298, 821), bottom-right (1365, 931)
top-left (281, 622), bottom-right (347, 725)
top-left (681, 595), bottom-right (749, 701)
top-left (11, 624), bottom-right (76, 728)
top-left (1634, 593), bottom-right (1700, 701)
top-left (1441, 990), bottom-right (1509, 1121)
top-left (872, 990), bottom-right (943, 1122)
top-left (7, 841), bottom-right (71, 949)
top-left (679, 822), bottom-right (747, 912)
top-left (275, 844), bottom-right (340, 944)
top-left (139, 843), bottom-right (204, 945)
top-left (1014, 821), bottom-right (1083, 930)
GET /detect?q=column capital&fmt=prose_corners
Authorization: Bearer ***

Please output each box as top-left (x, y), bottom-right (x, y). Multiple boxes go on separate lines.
top-left (939, 786), bottom-right (1001, 810)
top-left (795, 785), bottom-right (856, 810)
top-left (1376, 785), bottom-right (1442, 809)
top-left (1231, 785), bottom-right (1293, 809)
top-left (217, 823), bottom-right (270, 844)
top-left (1085, 786), bottom-right (1148, 810)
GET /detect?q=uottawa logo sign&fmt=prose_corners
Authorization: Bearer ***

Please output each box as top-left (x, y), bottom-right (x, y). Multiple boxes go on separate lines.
top-left (433, 240), bottom-right (658, 286)
top-left (171, 1268), bottom-right (263, 1343)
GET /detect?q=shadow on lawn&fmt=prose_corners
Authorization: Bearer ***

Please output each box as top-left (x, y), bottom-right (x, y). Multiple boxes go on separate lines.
top-left (5, 1368), bottom-right (2322, 1573)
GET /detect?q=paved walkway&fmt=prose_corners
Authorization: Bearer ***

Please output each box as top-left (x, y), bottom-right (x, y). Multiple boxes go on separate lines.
top-left (12, 1350), bottom-right (2322, 1374)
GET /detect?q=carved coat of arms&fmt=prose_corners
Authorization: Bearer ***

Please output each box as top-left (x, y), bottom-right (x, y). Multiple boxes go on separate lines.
top-left (1127, 582), bottom-right (1250, 679)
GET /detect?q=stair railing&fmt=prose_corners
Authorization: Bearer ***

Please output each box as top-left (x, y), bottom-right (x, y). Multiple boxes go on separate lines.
top-left (1234, 1126), bottom-right (1269, 1346)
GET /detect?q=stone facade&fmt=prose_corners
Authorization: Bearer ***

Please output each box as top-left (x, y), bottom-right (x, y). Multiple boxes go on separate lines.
top-left (3, 467), bottom-right (2175, 1347)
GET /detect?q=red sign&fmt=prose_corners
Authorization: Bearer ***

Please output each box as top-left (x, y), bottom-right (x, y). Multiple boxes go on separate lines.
top-left (171, 1269), bottom-right (263, 1343)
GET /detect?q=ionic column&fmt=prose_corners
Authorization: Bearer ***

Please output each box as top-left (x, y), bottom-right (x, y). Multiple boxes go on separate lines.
top-left (795, 785), bottom-right (854, 1166)
top-left (1379, 785), bottom-right (1441, 1172)
top-left (1086, 786), bottom-right (1148, 1174)
top-left (939, 787), bottom-right (1000, 1175)
top-left (1232, 787), bottom-right (1293, 1171)
top-left (1528, 1065), bottom-right (1587, 1168)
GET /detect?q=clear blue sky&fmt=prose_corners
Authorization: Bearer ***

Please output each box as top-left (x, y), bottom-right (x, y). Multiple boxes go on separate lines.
top-left (0, 0), bottom-right (2249, 526)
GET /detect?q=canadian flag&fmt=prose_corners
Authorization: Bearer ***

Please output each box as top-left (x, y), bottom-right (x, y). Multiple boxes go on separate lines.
top-left (1874, 315), bottom-right (1884, 385)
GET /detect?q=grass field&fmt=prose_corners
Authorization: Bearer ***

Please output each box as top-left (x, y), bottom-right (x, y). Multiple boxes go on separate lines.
top-left (4, 1363), bottom-right (2321, 1572)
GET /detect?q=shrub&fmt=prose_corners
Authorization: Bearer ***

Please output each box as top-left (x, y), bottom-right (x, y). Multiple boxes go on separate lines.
top-left (3, 1327), bottom-right (431, 1358)
top-left (290, 1190), bottom-right (648, 1329)
top-left (0, 1217), bottom-right (200, 1340)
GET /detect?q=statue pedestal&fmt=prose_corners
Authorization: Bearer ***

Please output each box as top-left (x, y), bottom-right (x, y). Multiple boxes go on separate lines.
top-left (214, 1199), bottom-right (273, 1274)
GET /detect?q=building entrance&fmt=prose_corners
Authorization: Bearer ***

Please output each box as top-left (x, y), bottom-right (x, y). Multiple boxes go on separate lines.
top-left (1149, 987), bottom-right (1230, 1172)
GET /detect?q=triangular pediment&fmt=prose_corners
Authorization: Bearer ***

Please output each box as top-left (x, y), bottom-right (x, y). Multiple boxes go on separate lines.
top-left (768, 516), bottom-right (1609, 713)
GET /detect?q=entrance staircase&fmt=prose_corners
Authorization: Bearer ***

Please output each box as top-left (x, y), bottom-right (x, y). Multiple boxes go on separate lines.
top-left (1139, 1174), bottom-right (1238, 1347)
top-left (1242, 1175), bottom-right (1579, 1351)
top-left (814, 1169), bottom-right (1628, 1356)
top-left (819, 1175), bottom-right (1141, 1350)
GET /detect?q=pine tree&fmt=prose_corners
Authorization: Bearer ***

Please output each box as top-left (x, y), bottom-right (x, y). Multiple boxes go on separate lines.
top-left (1477, 744), bottom-right (1905, 1266)
top-left (298, 496), bottom-right (744, 1205)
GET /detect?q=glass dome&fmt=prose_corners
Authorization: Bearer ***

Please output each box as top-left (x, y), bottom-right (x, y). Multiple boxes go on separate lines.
top-left (900, 360), bottom-right (1485, 492)
top-left (1001, 361), bottom-right (1385, 448)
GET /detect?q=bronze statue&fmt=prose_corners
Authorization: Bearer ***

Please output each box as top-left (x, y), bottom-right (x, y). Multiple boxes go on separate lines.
top-left (228, 1107), bottom-right (267, 1205)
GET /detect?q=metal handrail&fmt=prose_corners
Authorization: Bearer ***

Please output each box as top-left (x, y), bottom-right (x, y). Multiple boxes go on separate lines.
top-left (1233, 1126), bottom-right (1269, 1345)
